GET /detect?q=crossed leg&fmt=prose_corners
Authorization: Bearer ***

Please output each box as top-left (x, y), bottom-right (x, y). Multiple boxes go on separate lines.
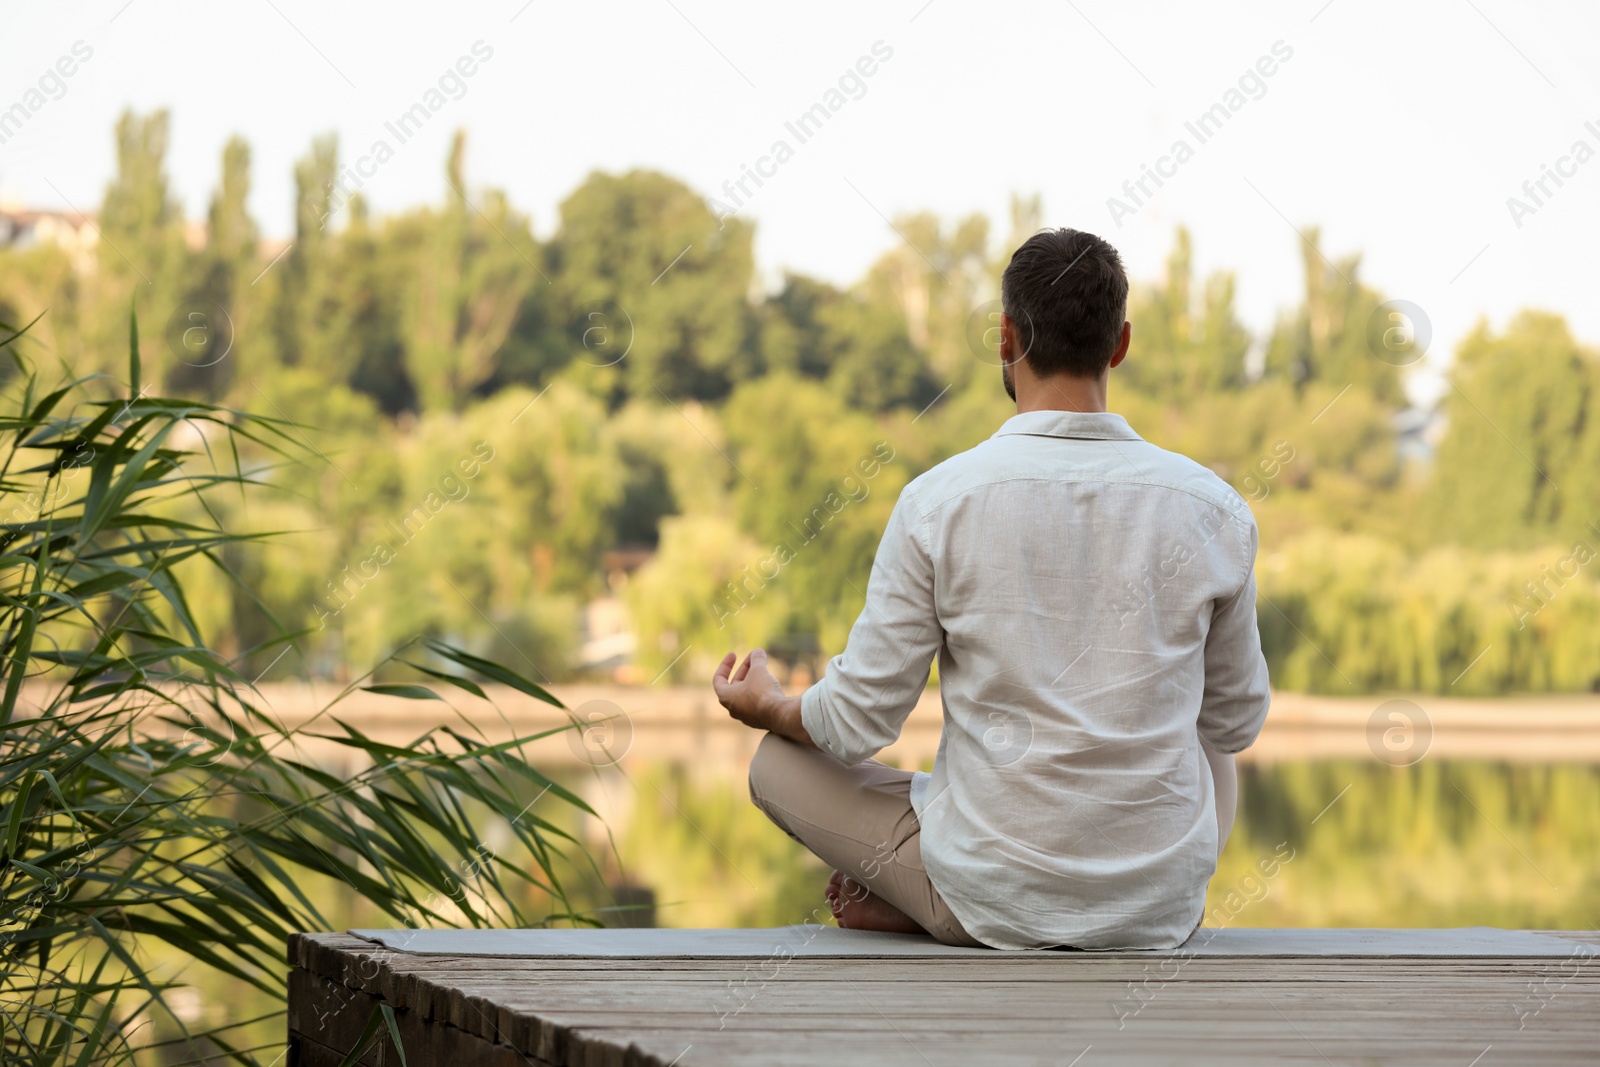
top-left (746, 732), bottom-right (986, 947)
top-left (749, 731), bottom-right (1239, 946)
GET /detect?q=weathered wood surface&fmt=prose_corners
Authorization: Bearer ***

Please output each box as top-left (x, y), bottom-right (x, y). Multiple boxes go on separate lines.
top-left (288, 930), bottom-right (1600, 1066)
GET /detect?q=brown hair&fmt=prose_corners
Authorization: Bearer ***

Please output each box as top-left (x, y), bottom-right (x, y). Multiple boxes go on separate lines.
top-left (1000, 228), bottom-right (1128, 377)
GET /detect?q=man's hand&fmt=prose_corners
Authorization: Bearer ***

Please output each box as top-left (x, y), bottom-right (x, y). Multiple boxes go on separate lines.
top-left (712, 649), bottom-right (786, 729)
top-left (712, 649), bottom-right (814, 747)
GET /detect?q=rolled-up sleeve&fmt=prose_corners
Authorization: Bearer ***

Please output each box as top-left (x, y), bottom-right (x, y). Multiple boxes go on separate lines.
top-left (1198, 519), bottom-right (1272, 754)
top-left (801, 492), bottom-right (941, 765)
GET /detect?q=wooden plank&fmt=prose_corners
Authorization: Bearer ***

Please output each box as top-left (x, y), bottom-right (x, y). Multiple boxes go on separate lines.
top-left (288, 932), bottom-right (1600, 1066)
top-left (289, 961), bottom-right (543, 1066)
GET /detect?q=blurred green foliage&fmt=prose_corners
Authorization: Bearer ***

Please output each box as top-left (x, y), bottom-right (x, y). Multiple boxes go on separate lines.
top-left (2, 109), bottom-right (1598, 694)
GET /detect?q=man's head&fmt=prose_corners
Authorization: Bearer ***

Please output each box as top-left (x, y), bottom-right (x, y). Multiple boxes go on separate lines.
top-left (999, 229), bottom-right (1130, 402)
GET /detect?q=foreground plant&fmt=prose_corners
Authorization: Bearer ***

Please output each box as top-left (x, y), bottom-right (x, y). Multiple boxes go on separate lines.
top-left (0, 314), bottom-right (602, 1066)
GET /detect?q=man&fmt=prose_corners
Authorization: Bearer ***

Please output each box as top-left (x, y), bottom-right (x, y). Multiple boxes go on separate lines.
top-left (712, 228), bottom-right (1270, 950)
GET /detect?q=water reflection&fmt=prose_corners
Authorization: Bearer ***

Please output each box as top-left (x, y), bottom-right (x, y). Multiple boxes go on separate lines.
top-left (1216, 760), bottom-right (1600, 928)
top-left (612, 760), bottom-right (1600, 932)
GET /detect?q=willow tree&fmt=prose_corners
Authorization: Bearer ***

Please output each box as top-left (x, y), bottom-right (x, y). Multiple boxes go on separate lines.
top-left (1428, 312), bottom-right (1597, 549)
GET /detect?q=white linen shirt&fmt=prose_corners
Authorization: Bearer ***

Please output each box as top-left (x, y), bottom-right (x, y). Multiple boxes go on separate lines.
top-left (800, 409), bottom-right (1271, 950)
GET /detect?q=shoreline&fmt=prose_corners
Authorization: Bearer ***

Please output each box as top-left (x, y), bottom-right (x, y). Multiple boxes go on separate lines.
top-left (28, 682), bottom-right (1599, 771)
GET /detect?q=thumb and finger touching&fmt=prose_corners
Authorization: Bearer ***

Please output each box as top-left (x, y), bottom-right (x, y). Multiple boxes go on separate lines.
top-left (713, 648), bottom-right (770, 700)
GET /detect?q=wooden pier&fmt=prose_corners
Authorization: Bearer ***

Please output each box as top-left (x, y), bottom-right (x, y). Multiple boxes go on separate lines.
top-left (288, 929), bottom-right (1600, 1066)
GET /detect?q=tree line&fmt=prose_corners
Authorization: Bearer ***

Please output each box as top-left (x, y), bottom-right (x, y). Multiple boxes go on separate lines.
top-left (1, 108), bottom-right (1597, 695)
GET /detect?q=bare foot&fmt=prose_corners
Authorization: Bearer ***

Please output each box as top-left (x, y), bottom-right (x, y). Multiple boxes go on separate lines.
top-left (824, 870), bottom-right (928, 936)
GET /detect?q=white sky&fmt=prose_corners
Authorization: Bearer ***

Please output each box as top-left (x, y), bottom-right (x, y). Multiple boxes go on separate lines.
top-left (3, 0), bottom-right (1599, 404)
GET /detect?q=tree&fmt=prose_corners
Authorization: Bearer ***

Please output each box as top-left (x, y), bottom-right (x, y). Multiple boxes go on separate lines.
top-left (861, 211), bottom-right (991, 393)
top-left (394, 131), bottom-right (544, 412)
top-left (552, 169), bottom-right (756, 403)
top-left (171, 136), bottom-right (258, 398)
top-left (721, 376), bottom-right (907, 650)
top-left (268, 133), bottom-right (339, 373)
top-left (1126, 227), bottom-right (1250, 398)
top-left (99, 110), bottom-right (183, 274)
top-left (98, 109), bottom-right (186, 383)
top-left (206, 137), bottom-right (258, 276)
top-left (998, 193), bottom-right (1043, 278)
top-left (1428, 312), bottom-right (1597, 548)
top-left (759, 273), bottom-right (936, 411)
top-left (1262, 227), bottom-right (1405, 405)
top-left (334, 196), bottom-right (415, 413)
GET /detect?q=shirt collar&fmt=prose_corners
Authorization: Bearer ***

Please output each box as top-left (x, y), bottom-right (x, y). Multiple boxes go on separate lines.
top-left (991, 409), bottom-right (1143, 442)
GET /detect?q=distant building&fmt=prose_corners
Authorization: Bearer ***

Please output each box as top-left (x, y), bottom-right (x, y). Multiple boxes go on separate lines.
top-left (1, 196), bottom-right (291, 278)
top-left (577, 547), bottom-right (657, 682)
top-left (579, 597), bottom-right (637, 679)
top-left (0, 199), bottom-right (98, 273)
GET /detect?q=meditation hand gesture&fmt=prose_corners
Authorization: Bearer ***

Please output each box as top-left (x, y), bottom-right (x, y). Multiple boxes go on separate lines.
top-left (712, 649), bottom-right (812, 747)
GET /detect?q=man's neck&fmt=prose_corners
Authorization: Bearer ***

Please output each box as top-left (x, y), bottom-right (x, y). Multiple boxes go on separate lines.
top-left (1014, 369), bottom-right (1109, 414)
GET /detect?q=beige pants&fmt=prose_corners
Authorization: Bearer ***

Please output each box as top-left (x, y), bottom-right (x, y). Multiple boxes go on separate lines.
top-left (746, 732), bottom-right (987, 947)
top-left (747, 732), bottom-right (1238, 949)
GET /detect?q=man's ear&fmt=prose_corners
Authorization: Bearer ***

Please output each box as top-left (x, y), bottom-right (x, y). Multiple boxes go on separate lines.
top-left (1000, 312), bottom-right (1022, 367)
top-left (1108, 320), bottom-right (1132, 370)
